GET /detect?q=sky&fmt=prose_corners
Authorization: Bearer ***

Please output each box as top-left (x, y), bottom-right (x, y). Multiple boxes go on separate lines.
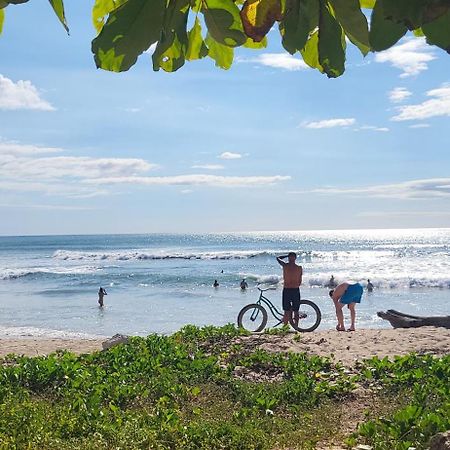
top-left (0, 2), bottom-right (449, 235)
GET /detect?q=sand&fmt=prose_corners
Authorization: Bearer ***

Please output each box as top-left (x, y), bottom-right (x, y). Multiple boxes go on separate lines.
top-left (0, 327), bottom-right (449, 366)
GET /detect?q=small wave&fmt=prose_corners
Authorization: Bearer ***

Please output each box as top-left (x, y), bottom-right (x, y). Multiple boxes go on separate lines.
top-left (0, 325), bottom-right (104, 339)
top-left (0, 266), bottom-right (101, 280)
top-left (53, 249), bottom-right (276, 261)
top-left (239, 273), bottom-right (282, 285)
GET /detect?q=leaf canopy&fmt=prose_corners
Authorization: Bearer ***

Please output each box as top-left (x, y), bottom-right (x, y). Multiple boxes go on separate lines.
top-left (1, 0), bottom-right (450, 77)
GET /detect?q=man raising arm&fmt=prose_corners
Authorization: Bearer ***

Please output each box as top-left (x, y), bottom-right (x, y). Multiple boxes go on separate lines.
top-left (277, 252), bottom-right (303, 326)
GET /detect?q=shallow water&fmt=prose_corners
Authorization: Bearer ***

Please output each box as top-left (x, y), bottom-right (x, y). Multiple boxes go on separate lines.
top-left (0, 229), bottom-right (449, 337)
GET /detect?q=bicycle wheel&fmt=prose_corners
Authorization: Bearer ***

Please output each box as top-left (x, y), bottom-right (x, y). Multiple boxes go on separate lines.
top-left (237, 304), bottom-right (268, 333)
top-left (290, 300), bottom-right (321, 332)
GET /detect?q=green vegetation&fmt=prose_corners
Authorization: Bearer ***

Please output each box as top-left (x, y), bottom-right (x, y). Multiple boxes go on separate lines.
top-left (1, 0), bottom-right (450, 77)
top-left (0, 324), bottom-right (448, 449)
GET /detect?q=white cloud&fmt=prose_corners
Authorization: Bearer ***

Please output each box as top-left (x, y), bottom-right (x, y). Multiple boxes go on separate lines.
top-left (0, 74), bottom-right (55, 111)
top-left (392, 84), bottom-right (450, 121)
top-left (388, 87), bottom-right (412, 103)
top-left (191, 164), bottom-right (224, 170)
top-left (374, 38), bottom-right (435, 78)
top-left (124, 107), bottom-right (141, 113)
top-left (238, 53), bottom-right (308, 71)
top-left (298, 178), bottom-right (450, 199)
top-left (0, 141), bottom-right (62, 155)
top-left (409, 123), bottom-right (430, 128)
top-left (0, 203), bottom-right (95, 211)
top-left (358, 125), bottom-right (390, 132)
top-left (358, 210), bottom-right (450, 218)
top-left (218, 152), bottom-right (242, 160)
top-left (301, 118), bottom-right (356, 129)
top-left (86, 174), bottom-right (291, 188)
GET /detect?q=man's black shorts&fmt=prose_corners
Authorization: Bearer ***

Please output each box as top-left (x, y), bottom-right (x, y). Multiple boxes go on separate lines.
top-left (282, 288), bottom-right (301, 312)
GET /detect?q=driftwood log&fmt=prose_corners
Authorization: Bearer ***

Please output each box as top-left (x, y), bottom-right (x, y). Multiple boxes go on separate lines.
top-left (377, 309), bottom-right (450, 329)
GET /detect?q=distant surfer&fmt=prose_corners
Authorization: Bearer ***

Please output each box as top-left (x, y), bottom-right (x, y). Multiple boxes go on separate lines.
top-left (98, 287), bottom-right (107, 307)
top-left (213, 280), bottom-right (219, 288)
top-left (329, 282), bottom-right (363, 332)
top-left (240, 279), bottom-right (248, 290)
top-left (327, 275), bottom-right (337, 288)
top-left (276, 252), bottom-right (303, 327)
top-left (367, 279), bottom-right (374, 292)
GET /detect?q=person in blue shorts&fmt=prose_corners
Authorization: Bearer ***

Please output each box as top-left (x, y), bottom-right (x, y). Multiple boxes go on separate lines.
top-left (329, 282), bottom-right (363, 331)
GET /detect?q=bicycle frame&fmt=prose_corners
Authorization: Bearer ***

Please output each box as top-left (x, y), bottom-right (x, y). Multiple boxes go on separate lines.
top-left (252, 290), bottom-right (285, 327)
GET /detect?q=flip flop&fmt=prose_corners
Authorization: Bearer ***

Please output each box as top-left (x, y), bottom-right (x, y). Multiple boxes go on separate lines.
top-left (336, 325), bottom-right (345, 332)
top-left (347, 328), bottom-right (355, 332)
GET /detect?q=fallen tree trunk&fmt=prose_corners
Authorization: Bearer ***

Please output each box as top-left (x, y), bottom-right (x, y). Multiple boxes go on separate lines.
top-left (377, 309), bottom-right (450, 329)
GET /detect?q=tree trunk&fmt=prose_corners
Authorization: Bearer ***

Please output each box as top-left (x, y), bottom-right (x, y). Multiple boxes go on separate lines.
top-left (377, 309), bottom-right (450, 329)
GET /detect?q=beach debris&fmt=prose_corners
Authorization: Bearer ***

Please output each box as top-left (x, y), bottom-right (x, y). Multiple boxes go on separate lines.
top-left (102, 333), bottom-right (130, 350)
top-left (430, 430), bottom-right (450, 450)
top-left (378, 309), bottom-right (450, 329)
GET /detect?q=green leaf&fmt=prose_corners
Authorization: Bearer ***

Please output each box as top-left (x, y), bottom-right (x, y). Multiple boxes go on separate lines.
top-left (205, 33), bottom-right (233, 68)
top-left (48, 0), bottom-right (69, 33)
top-left (240, 0), bottom-right (282, 42)
top-left (0, 8), bottom-right (4, 34)
top-left (318, 0), bottom-right (345, 78)
top-left (369, 0), bottom-right (407, 52)
top-left (203, 0), bottom-right (246, 47)
top-left (152, 0), bottom-right (190, 72)
top-left (4, 0), bottom-right (29, 4)
top-left (0, 1), bottom-right (8, 9)
top-left (243, 35), bottom-right (267, 48)
top-left (281, 0), bottom-right (319, 55)
top-left (413, 27), bottom-right (424, 37)
top-left (300, 30), bottom-right (323, 72)
top-left (186, 17), bottom-right (209, 60)
top-left (92, 0), bottom-right (128, 33)
top-left (92, 0), bottom-right (165, 72)
top-left (423, 9), bottom-right (450, 53)
top-left (328, 0), bottom-right (369, 55)
top-left (359, 0), bottom-right (374, 8)
top-left (382, 0), bottom-right (450, 30)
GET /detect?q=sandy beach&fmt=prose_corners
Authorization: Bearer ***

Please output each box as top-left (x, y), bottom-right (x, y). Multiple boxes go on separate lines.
top-left (1, 327), bottom-right (449, 365)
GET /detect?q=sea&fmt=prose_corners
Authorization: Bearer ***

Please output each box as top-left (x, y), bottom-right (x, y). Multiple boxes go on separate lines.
top-left (0, 228), bottom-right (449, 339)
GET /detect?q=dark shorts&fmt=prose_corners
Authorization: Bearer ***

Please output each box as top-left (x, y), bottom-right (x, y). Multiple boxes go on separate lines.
top-left (282, 288), bottom-right (301, 312)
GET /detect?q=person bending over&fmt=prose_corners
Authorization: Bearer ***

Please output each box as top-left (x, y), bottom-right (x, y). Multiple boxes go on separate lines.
top-left (276, 252), bottom-right (302, 326)
top-left (329, 282), bottom-right (363, 332)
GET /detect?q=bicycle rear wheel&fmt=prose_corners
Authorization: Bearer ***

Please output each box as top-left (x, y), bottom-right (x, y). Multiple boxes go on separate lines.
top-left (237, 304), bottom-right (268, 332)
top-left (290, 300), bottom-right (321, 332)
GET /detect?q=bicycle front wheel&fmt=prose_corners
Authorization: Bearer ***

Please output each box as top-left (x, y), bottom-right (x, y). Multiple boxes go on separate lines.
top-left (290, 300), bottom-right (321, 332)
top-left (237, 303), bottom-right (268, 333)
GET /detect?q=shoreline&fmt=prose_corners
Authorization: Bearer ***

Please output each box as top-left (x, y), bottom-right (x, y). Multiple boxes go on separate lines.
top-left (1, 326), bottom-right (449, 364)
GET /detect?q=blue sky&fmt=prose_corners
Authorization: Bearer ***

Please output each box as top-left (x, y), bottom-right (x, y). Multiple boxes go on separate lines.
top-left (0, 2), bottom-right (449, 235)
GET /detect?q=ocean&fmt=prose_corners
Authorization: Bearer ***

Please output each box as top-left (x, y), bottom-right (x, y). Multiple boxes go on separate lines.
top-left (0, 228), bottom-right (449, 338)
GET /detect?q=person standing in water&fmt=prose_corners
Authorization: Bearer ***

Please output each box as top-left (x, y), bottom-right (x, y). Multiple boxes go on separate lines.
top-left (329, 282), bottom-right (363, 331)
top-left (367, 279), bottom-right (374, 292)
top-left (240, 279), bottom-right (248, 290)
top-left (327, 275), bottom-right (337, 288)
top-left (276, 252), bottom-right (302, 326)
top-left (213, 280), bottom-right (219, 288)
top-left (98, 287), bottom-right (107, 307)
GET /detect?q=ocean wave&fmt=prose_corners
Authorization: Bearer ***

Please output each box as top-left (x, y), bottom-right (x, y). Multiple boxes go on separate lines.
top-left (53, 249), bottom-right (280, 261)
top-left (239, 273), bottom-right (282, 285)
top-left (0, 266), bottom-right (101, 280)
top-left (0, 325), bottom-right (104, 339)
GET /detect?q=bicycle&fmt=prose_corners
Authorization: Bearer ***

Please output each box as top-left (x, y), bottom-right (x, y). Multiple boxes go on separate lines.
top-left (237, 285), bottom-right (321, 333)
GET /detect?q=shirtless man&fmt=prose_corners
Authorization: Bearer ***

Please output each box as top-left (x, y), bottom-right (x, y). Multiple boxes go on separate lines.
top-left (276, 252), bottom-right (303, 326)
top-left (329, 282), bottom-right (363, 331)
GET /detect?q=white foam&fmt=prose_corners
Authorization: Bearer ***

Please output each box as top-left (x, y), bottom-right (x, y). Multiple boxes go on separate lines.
top-left (0, 325), bottom-right (104, 339)
top-left (0, 266), bottom-right (101, 280)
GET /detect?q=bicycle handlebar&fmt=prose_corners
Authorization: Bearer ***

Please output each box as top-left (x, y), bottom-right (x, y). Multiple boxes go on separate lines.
top-left (257, 285), bottom-right (277, 292)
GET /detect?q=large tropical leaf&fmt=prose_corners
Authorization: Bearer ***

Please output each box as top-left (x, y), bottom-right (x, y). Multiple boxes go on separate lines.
top-left (203, 0), bottom-right (247, 47)
top-left (92, 0), bottom-right (128, 32)
top-left (48, 0), bottom-right (69, 33)
top-left (300, 29), bottom-right (324, 72)
top-left (240, 0), bottom-right (282, 42)
top-left (318, 0), bottom-right (346, 78)
top-left (205, 33), bottom-right (233, 68)
top-left (186, 17), bottom-right (209, 60)
top-left (281, 0), bottom-right (319, 55)
top-left (369, 0), bottom-right (407, 52)
top-left (92, 0), bottom-right (165, 72)
top-left (382, 0), bottom-right (450, 30)
top-left (152, 0), bottom-right (190, 72)
top-left (423, 9), bottom-right (450, 53)
top-left (329, 0), bottom-right (369, 55)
